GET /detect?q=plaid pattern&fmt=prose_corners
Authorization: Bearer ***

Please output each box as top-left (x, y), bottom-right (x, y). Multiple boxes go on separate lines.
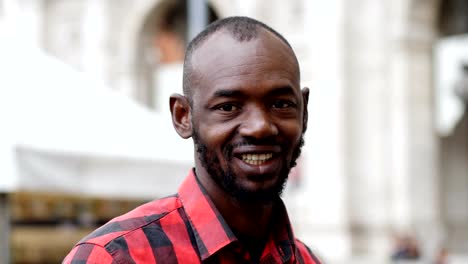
top-left (63, 170), bottom-right (321, 263)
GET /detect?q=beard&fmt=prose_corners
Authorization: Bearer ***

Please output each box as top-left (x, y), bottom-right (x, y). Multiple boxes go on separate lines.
top-left (192, 129), bottom-right (305, 204)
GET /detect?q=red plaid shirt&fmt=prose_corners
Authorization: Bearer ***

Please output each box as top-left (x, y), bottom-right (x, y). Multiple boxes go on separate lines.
top-left (63, 170), bottom-right (321, 263)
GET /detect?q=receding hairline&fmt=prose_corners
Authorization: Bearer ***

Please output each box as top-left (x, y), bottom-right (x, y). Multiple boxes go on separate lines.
top-left (182, 16), bottom-right (299, 98)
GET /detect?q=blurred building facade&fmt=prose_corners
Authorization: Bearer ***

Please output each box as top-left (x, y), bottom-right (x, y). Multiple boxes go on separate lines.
top-left (1, 0), bottom-right (468, 262)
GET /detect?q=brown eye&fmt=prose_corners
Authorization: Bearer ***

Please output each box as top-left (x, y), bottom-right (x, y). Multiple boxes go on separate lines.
top-left (272, 100), bottom-right (294, 108)
top-left (218, 104), bottom-right (238, 112)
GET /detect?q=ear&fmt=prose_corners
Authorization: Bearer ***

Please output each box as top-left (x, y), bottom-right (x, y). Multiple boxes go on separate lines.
top-left (301, 87), bottom-right (310, 133)
top-left (169, 94), bottom-right (192, 139)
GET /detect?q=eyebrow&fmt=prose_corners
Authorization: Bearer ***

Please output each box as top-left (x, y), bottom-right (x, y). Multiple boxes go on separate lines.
top-left (267, 86), bottom-right (297, 97)
top-left (213, 89), bottom-right (246, 98)
top-left (212, 86), bottom-right (297, 98)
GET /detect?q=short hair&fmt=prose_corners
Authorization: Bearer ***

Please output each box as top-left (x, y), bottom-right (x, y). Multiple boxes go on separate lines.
top-left (182, 16), bottom-right (298, 100)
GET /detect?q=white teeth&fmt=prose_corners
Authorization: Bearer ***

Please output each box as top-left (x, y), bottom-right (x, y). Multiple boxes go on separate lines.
top-left (241, 153), bottom-right (274, 165)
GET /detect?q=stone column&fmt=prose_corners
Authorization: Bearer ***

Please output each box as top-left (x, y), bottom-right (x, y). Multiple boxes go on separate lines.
top-left (404, 0), bottom-right (442, 254)
top-left (388, 0), bottom-right (443, 258)
top-left (82, 0), bottom-right (108, 83)
top-left (344, 0), bottom-right (394, 258)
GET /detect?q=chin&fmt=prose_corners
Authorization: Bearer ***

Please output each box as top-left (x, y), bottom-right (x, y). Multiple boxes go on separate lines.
top-left (230, 176), bottom-right (288, 203)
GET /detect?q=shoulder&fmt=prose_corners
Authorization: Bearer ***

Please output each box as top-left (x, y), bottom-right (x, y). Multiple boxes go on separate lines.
top-left (63, 243), bottom-right (113, 264)
top-left (77, 195), bottom-right (181, 247)
top-left (63, 195), bottom-right (183, 262)
top-left (295, 239), bottom-right (323, 264)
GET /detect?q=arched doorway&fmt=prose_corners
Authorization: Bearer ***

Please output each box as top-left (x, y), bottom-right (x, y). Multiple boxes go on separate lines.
top-left (135, 0), bottom-right (219, 110)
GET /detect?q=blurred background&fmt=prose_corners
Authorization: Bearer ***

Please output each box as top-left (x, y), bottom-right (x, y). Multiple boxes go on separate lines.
top-left (0, 0), bottom-right (467, 263)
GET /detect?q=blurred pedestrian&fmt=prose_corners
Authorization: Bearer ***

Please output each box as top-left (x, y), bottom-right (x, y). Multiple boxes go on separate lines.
top-left (391, 233), bottom-right (421, 261)
top-left (434, 247), bottom-right (448, 264)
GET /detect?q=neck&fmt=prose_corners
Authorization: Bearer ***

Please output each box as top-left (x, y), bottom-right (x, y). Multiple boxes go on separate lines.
top-left (222, 196), bottom-right (274, 239)
top-left (194, 167), bottom-right (276, 239)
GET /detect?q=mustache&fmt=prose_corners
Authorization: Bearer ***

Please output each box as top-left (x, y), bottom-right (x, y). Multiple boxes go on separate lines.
top-left (229, 136), bottom-right (282, 148)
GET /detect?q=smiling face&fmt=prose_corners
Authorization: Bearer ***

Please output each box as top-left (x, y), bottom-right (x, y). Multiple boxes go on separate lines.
top-left (172, 29), bottom-right (308, 203)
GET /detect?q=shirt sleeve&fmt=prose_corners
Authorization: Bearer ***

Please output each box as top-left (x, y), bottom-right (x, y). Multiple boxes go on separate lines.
top-left (62, 243), bottom-right (114, 264)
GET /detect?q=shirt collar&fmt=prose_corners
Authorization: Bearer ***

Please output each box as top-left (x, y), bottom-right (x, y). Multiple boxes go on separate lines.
top-left (178, 169), bottom-right (298, 262)
top-left (265, 198), bottom-right (298, 263)
top-left (178, 169), bottom-right (236, 260)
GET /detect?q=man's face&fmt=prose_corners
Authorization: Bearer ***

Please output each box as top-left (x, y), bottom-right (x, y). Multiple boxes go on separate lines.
top-left (189, 30), bottom-right (307, 203)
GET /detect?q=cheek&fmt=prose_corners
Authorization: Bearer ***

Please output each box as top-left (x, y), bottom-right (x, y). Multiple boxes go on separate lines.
top-left (280, 120), bottom-right (303, 143)
top-left (198, 117), bottom-right (238, 141)
top-left (197, 124), bottom-right (234, 160)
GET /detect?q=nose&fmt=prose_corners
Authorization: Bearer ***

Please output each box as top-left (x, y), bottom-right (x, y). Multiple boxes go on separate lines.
top-left (239, 106), bottom-right (279, 139)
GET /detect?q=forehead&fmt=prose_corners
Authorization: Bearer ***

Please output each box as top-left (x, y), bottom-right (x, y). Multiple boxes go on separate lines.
top-left (190, 29), bottom-right (300, 98)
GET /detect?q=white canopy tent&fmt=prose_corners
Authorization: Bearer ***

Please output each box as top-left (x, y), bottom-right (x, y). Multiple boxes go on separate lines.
top-left (0, 38), bottom-right (194, 197)
top-left (0, 38), bottom-right (193, 262)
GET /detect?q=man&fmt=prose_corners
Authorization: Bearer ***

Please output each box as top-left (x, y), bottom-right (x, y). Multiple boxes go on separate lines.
top-left (63, 16), bottom-right (321, 264)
